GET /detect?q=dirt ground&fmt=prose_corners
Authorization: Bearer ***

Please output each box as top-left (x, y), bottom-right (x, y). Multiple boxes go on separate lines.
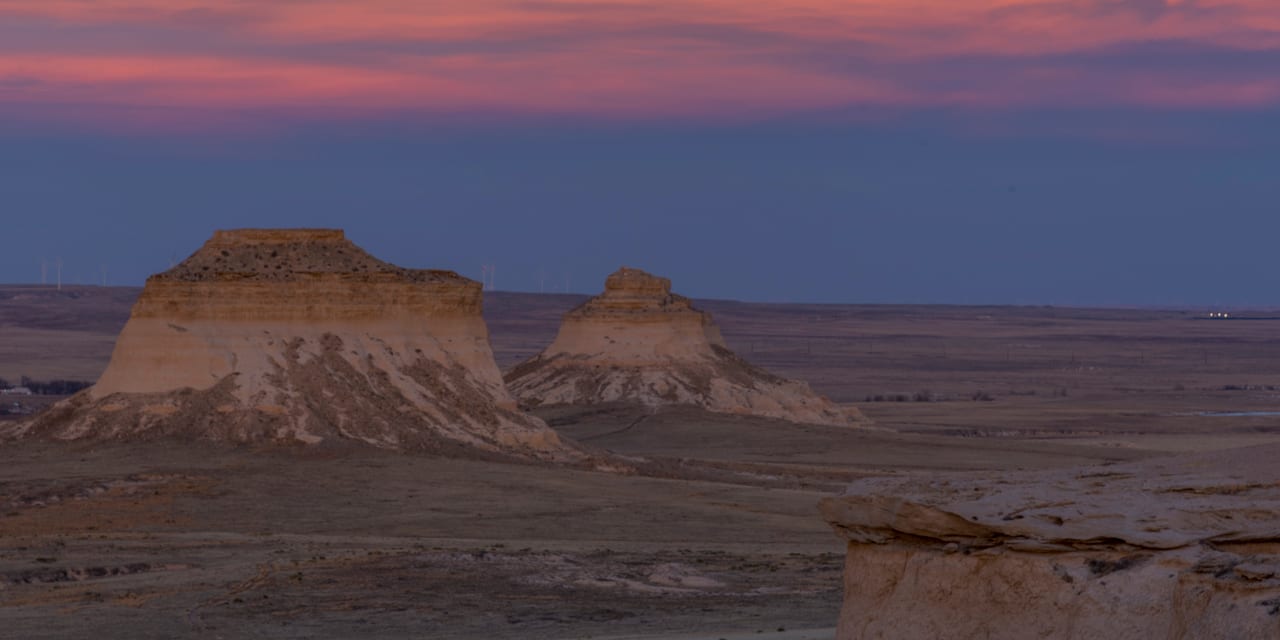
top-left (3, 287), bottom-right (1280, 638)
top-left (0, 441), bottom-right (849, 639)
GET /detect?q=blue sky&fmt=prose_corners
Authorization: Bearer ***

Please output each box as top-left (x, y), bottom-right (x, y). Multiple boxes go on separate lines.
top-left (2, 1), bottom-right (1279, 306)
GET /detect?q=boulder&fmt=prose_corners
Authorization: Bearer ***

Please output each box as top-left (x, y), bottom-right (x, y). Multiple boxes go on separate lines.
top-left (819, 446), bottom-right (1280, 639)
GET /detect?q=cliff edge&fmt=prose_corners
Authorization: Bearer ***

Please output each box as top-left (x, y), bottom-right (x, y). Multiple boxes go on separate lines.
top-left (819, 446), bottom-right (1280, 639)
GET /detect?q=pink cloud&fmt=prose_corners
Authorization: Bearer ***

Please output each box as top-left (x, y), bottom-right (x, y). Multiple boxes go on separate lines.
top-left (0, 0), bottom-right (1277, 130)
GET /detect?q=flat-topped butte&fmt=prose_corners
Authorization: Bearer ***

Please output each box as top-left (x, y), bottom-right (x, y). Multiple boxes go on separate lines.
top-left (6, 229), bottom-right (571, 459)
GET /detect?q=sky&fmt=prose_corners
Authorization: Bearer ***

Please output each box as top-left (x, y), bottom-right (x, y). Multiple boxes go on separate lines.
top-left (1, 0), bottom-right (1278, 306)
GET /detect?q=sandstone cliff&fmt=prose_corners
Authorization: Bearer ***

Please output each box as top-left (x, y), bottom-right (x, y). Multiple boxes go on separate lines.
top-left (505, 267), bottom-right (864, 427)
top-left (8, 229), bottom-right (570, 458)
top-left (819, 446), bottom-right (1280, 639)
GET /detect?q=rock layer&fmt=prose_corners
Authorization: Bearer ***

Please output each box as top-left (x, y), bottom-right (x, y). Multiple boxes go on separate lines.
top-left (9, 229), bottom-right (570, 458)
top-left (819, 446), bottom-right (1280, 639)
top-left (505, 267), bottom-right (863, 427)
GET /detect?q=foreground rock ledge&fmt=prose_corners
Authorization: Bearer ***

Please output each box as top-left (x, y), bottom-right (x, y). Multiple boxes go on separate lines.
top-left (506, 267), bottom-right (865, 427)
top-left (819, 446), bottom-right (1280, 639)
top-left (7, 229), bottom-right (572, 459)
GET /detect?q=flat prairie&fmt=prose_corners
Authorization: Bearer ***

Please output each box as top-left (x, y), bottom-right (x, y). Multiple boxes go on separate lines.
top-left (2, 287), bottom-right (1279, 638)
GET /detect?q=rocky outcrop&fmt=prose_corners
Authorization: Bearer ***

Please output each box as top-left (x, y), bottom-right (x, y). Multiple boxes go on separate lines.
top-left (819, 446), bottom-right (1280, 639)
top-left (505, 267), bottom-right (864, 427)
top-left (7, 229), bottom-right (571, 458)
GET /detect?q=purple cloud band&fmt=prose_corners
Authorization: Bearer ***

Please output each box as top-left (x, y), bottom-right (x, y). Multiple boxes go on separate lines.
top-left (0, 1), bottom-right (1277, 130)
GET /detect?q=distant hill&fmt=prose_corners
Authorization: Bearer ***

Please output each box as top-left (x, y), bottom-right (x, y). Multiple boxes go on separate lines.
top-left (0, 285), bottom-right (140, 333)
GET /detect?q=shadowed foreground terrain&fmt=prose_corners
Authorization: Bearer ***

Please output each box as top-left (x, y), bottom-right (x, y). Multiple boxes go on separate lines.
top-left (3, 287), bottom-right (1280, 638)
top-left (0, 442), bottom-right (845, 639)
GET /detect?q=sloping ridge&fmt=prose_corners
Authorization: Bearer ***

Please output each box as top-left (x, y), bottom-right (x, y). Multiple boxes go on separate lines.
top-left (505, 267), bottom-right (865, 427)
top-left (7, 229), bottom-right (574, 459)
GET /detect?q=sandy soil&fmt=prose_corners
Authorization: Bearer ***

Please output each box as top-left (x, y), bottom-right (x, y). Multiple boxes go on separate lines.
top-left (3, 288), bottom-right (1280, 637)
top-left (0, 441), bottom-right (846, 639)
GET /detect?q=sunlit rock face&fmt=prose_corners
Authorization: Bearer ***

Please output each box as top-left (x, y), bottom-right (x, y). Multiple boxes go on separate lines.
top-left (9, 229), bottom-right (570, 458)
top-left (820, 446), bottom-right (1280, 640)
top-left (505, 267), bottom-right (865, 427)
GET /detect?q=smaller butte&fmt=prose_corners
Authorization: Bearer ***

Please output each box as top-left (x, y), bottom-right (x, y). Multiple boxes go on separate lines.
top-left (505, 267), bottom-right (865, 427)
top-left (7, 229), bottom-right (572, 459)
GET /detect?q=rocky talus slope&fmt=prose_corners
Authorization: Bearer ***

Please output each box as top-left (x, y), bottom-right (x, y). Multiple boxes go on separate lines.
top-left (7, 229), bottom-right (571, 458)
top-left (820, 446), bottom-right (1280, 639)
top-left (505, 267), bottom-right (864, 427)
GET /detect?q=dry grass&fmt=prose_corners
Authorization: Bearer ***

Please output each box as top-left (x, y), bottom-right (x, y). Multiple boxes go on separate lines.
top-left (3, 287), bottom-right (1280, 638)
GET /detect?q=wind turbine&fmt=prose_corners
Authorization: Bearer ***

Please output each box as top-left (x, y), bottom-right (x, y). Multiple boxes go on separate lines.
top-left (40, 259), bottom-right (47, 286)
top-left (55, 257), bottom-right (63, 291)
top-left (481, 264), bottom-right (495, 291)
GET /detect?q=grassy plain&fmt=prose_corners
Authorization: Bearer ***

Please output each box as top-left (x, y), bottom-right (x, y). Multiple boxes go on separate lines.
top-left (3, 287), bottom-right (1280, 638)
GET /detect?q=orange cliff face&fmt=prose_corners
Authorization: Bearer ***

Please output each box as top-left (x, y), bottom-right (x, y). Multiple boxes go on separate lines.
top-left (9, 229), bottom-right (573, 458)
top-left (94, 229), bottom-right (497, 398)
top-left (505, 267), bottom-right (866, 427)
